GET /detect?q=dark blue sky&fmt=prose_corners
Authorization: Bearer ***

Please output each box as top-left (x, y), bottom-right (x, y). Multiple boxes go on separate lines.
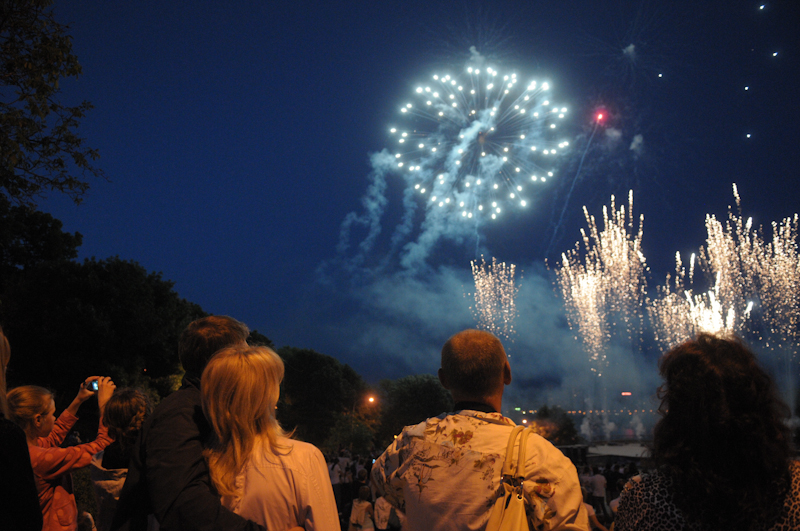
top-left (41, 1), bottom-right (799, 409)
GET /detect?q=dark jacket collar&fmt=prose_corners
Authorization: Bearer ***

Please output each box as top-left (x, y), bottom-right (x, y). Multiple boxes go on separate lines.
top-left (453, 400), bottom-right (497, 414)
top-left (180, 374), bottom-right (201, 391)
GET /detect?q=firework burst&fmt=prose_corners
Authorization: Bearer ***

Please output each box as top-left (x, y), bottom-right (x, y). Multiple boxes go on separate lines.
top-left (389, 65), bottom-right (570, 221)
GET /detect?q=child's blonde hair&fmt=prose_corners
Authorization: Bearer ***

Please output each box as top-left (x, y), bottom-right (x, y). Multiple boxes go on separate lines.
top-left (201, 345), bottom-right (289, 498)
top-left (7, 385), bottom-right (53, 433)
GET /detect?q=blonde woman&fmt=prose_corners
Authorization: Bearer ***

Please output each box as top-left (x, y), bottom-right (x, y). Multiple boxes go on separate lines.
top-left (202, 345), bottom-right (340, 531)
top-left (8, 377), bottom-right (115, 531)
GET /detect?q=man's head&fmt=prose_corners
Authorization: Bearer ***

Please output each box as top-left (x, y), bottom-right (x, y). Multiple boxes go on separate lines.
top-left (178, 315), bottom-right (249, 377)
top-left (438, 329), bottom-right (510, 403)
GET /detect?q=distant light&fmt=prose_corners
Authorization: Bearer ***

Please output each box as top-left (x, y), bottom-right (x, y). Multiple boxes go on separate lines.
top-left (522, 419), bottom-right (528, 424)
top-left (746, 133), bottom-right (752, 138)
top-left (760, 4), bottom-right (765, 9)
top-left (658, 73), bottom-right (663, 78)
top-left (596, 113), bottom-right (604, 121)
top-left (621, 392), bottom-right (632, 396)
top-left (773, 52), bottom-right (778, 57)
top-left (745, 86), bottom-right (749, 91)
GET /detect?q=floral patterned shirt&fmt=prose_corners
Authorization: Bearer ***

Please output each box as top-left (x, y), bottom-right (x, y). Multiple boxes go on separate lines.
top-left (371, 410), bottom-right (589, 531)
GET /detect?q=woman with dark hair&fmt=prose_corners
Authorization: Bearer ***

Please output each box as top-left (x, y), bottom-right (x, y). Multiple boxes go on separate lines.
top-left (90, 388), bottom-right (153, 531)
top-left (616, 333), bottom-right (799, 530)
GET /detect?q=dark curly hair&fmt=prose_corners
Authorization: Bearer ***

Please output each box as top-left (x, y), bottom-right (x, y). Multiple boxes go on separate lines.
top-left (103, 388), bottom-right (151, 452)
top-left (652, 333), bottom-right (794, 528)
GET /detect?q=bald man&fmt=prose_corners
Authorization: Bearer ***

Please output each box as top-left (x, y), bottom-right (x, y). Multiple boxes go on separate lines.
top-left (371, 330), bottom-right (589, 531)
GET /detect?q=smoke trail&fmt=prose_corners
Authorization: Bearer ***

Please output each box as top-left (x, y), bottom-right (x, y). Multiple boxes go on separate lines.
top-left (334, 150), bottom-right (394, 272)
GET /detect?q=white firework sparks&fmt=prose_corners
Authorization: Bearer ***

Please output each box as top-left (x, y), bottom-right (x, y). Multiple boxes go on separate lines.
top-left (470, 257), bottom-right (519, 343)
top-left (389, 65), bottom-right (570, 221)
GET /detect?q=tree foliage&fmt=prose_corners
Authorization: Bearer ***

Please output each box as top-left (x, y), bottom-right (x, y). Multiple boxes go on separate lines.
top-left (376, 374), bottom-right (453, 448)
top-left (321, 413), bottom-right (376, 456)
top-left (531, 405), bottom-right (580, 446)
top-left (277, 346), bottom-right (368, 448)
top-left (0, 197), bottom-right (81, 290)
top-left (1, 256), bottom-right (205, 404)
top-left (1, 0), bottom-right (103, 205)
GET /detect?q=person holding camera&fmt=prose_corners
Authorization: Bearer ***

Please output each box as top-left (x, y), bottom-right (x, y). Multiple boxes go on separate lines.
top-left (7, 376), bottom-right (115, 531)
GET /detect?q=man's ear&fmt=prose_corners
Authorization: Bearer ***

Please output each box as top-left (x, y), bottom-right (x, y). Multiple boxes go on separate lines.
top-left (503, 359), bottom-right (512, 385)
top-left (438, 368), bottom-right (449, 389)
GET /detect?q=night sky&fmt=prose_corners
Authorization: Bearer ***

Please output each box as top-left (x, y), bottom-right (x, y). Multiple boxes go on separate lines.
top-left (41, 0), bottom-right (799, 417)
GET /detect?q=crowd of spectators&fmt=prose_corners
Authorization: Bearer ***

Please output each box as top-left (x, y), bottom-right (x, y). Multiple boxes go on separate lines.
top-left (2, 319), bottom-right (798, 531)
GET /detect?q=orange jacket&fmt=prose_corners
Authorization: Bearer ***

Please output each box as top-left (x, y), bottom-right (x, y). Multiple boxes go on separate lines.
top-left (29, 411), bottom-right (112, 531)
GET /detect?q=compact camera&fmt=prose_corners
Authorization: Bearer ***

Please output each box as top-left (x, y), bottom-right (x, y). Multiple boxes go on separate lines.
top-left (87, 379), bottom-right (99, 392)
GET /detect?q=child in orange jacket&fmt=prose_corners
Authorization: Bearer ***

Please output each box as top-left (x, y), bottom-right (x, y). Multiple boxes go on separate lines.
top-left (8, 377), bottom-right (115, 531)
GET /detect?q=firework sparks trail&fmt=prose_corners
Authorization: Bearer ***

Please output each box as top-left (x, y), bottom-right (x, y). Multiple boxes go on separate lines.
top-left (649, 255), bottom-right (738, 349)
top-left (390, 65), bottom-right (570, 222)
top-left (648, 184), bottom-right (799, 413)
top-left (545, 113), bottom-right (604, 259)
top-left (555, 191), bottom-right (647, 376)
top-left (470, 257), bottom-right (519, 344)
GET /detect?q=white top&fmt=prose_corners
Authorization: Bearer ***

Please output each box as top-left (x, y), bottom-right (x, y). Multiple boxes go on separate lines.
top-left (329, 462), bottom-right (342, 485)
top-left (349, 499), bottom-right (374, 530)
top-left (223, 437), bottom-right (341, 531)
top-left (590, 474), bottom-right (607, 497)
top-left (374, 496), bottom-right (393, 529)
top-left (371, 409), bottom-right (589, 531)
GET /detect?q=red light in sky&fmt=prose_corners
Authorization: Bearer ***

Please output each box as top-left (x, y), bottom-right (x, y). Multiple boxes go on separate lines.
top-left (596, 113), bottom-right (604, 122)
top-left (621, 391), bottom-right (632, 396)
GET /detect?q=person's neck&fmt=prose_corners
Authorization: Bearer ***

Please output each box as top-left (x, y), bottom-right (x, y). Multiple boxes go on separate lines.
top-left (451, 393), bottom-right (502, 413)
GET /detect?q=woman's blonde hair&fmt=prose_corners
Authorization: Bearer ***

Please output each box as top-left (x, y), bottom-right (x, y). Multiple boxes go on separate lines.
top-left (7, 385), bottom-right (53, 433)
top-left (201, 345), bottom-right (290, 498)
top-left (0, 326), bottom-right (11, 419)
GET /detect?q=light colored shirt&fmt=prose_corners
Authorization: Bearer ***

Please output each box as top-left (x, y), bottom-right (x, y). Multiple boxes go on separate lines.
top-left (590, 474), bottom-right (606, 498)
top-left (374, 496), bottom-right (393, 529)
top-left (223, 437), bottom-right (340, 531)
top-left (349, 499), bottom-right (374, 530)
top-left (371, 409), bottom-right (590, 531)
top-left (329, 462), bottom-right (342, 485)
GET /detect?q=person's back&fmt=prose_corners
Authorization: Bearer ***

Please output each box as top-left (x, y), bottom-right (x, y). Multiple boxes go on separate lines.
top-left (0, 326), bottom-right (42, 531)
top-left (112, 315), bottom-right (268, 531)
top-left (202, 345), bottom-right (340, 531)
top-left (348, 486), bottom-right (373, 531)
top-left (616, 334), bottom-right (799, 531)
top-left (223, 436), bottom-right (339, 531)
top-left (373, 407), bottom-right (585, 530)
top-left (90, 388), bottom-right (151, 531)
top-left (371, 329), bottom-right (588, 531)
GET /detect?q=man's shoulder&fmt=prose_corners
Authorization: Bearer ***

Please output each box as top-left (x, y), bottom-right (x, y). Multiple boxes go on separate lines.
top-left (142, 387), bottom-right (204, 439)
top-left (152, 388), bottom-right (200, 416)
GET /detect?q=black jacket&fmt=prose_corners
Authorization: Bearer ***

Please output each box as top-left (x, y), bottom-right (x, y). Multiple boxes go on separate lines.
top-left (0, 417), bottom-right (43, 531)
top-left (111, 376), bottom-right (266, 531)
